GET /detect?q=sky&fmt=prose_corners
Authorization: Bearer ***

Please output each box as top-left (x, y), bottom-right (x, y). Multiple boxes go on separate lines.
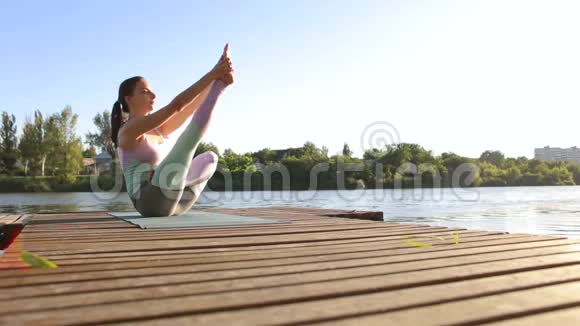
top-left (1, 0), bottom-right (579, 159)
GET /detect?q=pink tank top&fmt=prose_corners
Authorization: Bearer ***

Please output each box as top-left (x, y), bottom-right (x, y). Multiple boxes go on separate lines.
top-left (117, 127), bottom-right (164, 170)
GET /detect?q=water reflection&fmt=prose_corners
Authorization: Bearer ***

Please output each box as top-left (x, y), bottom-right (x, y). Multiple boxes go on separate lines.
top-left (1, 186), bottom-right (580, 238)
top-left (0, 203), bottom-right (82, 214)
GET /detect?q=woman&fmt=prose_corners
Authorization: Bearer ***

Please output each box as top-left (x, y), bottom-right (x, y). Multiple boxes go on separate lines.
top-left (111, 44), bottom-right (234, 217)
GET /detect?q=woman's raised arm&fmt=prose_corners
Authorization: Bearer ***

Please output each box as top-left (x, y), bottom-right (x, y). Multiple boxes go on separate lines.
top-left (121, 69), bottom-right (217, 141)
top-left (120, 44), bottom-right (232, 142)
top-left (157, 83), bottom-right (212, 137)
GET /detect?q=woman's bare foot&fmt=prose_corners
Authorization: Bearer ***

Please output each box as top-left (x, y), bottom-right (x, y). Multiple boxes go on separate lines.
top-left (213, 43), bottom-right (234, 86)
top-left (219, 70), bottom-right (234, 86)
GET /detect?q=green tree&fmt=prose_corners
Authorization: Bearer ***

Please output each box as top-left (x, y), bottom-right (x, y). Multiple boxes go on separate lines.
top-left (44, 107), bottom-right (83, 181)
top-left (440, 152), bottom-right (470, 172)
top-left (565, 162), bottom-right (580, 185)
top-left (544, 165), bottom-right (574, 185)
top-left (479, 150), bottom-right (505, 167)
top-left (342, 143), bottom-right (353, 157)
top-left (298, 141), bottom-right (328, 162)
top-left (0, 112), bottom-right (19, 175)
top-left (379, 143), bottom-right (435, 167)
top-left (222, 148), bottom-right (253, 172)
top-left (85, 110), bottom-right (115, 159)
top-left (194, 141), bottom-right (220, 158)
top-left (43, 114), bottom-right (61, 175)
top-left (82, 145), bottom-right (97, 158)
top-left (478, 161), bottom-right (507, 186)
top-left (21, 110), bottom-right (48, 176)
top-left (321, 145), bottom-right (329, 159)
top-left (363, 148), bottom-right (386, 161)
top-left (253, 147), bottom-right (276, 164)
top-left (19, 113), bottom-right (48, 176)
top-left (506, 166), bottom-right (522, 185)
top-left (66, 138), bottom-right (84, 178)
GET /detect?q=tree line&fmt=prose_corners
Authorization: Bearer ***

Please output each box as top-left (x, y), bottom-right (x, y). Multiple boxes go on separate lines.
top-left (194, 142), bottom-right (580, 190)
top-left (0, 108), bottom-right (91, 183)
top-left (2, 107), bottom-right (580, 190)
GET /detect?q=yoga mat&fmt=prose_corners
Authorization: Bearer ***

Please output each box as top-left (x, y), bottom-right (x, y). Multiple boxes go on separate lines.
top-left (110, 210), bottom-right (287, 229)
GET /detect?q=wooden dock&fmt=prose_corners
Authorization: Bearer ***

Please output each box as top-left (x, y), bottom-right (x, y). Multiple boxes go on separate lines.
top-left (0, 206), bottom-right (579, 325)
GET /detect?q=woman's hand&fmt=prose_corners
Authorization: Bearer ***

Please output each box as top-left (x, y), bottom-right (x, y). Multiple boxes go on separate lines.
top-left (211, 43), bottom-right (234, 85)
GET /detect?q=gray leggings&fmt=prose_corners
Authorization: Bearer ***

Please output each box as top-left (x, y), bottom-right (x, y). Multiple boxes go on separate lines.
top-left (130, 150), bottom-right (218, 217)
top-left (131, 183), bottom-right (199, 217)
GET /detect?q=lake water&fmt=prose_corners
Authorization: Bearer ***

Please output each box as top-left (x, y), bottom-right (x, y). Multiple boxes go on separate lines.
top-left (1, 186), bottom-right (580, 239)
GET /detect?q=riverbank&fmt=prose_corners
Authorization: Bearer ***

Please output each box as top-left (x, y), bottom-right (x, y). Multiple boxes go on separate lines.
top-left (0, 176), bottom-right (123, 193)
top-left (1, 175), bottom-right (578, 193)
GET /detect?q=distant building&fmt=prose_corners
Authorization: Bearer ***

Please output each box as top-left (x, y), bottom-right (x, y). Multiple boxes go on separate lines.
top-left (534, 146), bottom-right (580, 162)
top-left (83, 158), bottom-right (97, 175)
top-left (94, 152), bottom-right (113, 173)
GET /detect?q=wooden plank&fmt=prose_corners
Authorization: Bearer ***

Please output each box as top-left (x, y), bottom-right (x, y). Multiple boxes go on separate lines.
top-left (17, 224), bottom-right (446, 242)
top-left (0, 233), bottom-right (548, 271)
top-left (109, 265), bottom-right (580, 325)
top-left (16, 233), bottom-right (549, 267)
top-left (18, 226), bottom-right (469, 248)
top-left (310, 282), bottom-right (580, 326)
top-left (1, 243), bottom-right (578, 299)
top-left (0, 215), bottom-right (21, 225)
top-left (320, 210), bottom-right (384, 221)
top-left (11, 263), bottom-right (580, 318)
top-left (0, 239), bottom-right (28, 270)
top-left (1, 208), bottom-right (578, 325)
top-left (0, 235), bottom-right (576, 281)
top-left (16, 226), bottom-right (473, 255)
top-left (13, 231), bottom-right (553, 261)
top-left (0, 232), bottom-right (518, 270)
top-left (486, 306), bottom-right (580, 325)
top-left (5, 236), bottom-right (575, 276)
top-left (18, 229), bottom-right (500, 256)
top-left (0, 253), bottom-right (578, 325)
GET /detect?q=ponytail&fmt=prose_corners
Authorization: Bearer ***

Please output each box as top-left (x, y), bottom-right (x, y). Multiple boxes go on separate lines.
top-left (111, 101), bottom-right (124, 149)
top-left (110, 76), bottom-right (144, 149)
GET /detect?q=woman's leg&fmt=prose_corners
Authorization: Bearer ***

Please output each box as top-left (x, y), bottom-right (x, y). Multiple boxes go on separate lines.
top-left (143, 80), bottom-right (226, 215)
top-left (133, 182), bottom-right (178, 217)
top-left (171, 150), bottom-right (219, 216)
top-left (132, 152), bottom-right (219, 217)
